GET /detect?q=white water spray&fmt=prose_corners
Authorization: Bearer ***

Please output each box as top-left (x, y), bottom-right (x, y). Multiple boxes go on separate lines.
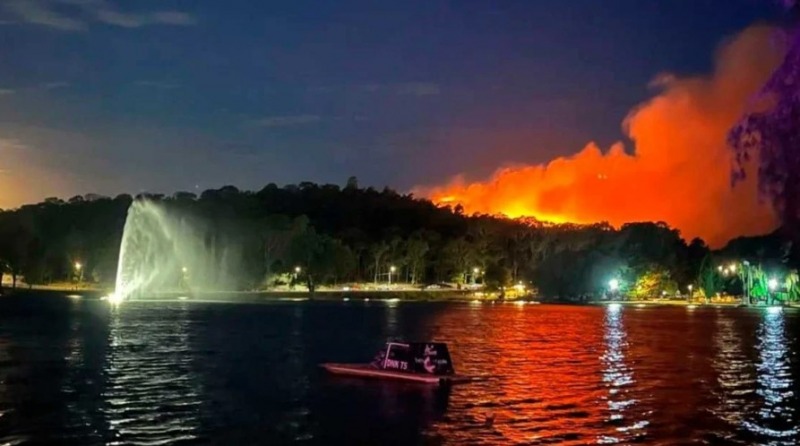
top-left (112, 200), bottom-right (239, 302)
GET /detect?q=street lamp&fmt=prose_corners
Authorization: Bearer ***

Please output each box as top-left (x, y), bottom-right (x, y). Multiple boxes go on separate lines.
top-left (608, 279), bottom-right (619, 301)
top-left (293, 266), bottom-right (301, 289)
top-left (768, 277), bottom-right (778, 306)
top-left (687, 284), bottom-right (693, 299)
top-left (388, 265), bottom-right (396, 285)
top-left (742, 260), bottom-right (752, 306)
top-left (728, 263), bottom-right (737, 273)
top-left (472, 267), bottom-right (480, 285)
top-left (74, 262), bottom-right (84, 288)
top-left (768, 278), bottom-right (778, 291)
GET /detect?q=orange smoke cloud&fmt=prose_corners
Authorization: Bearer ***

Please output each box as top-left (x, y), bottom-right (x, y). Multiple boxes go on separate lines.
top-left (424, 26), bottom-right (785, 247)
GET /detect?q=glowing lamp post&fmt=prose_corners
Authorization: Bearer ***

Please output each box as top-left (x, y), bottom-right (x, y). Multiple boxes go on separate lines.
top-left (472, 267), bottom-right (480, 285)
top-left (388, 265), bottom-right (396, 285)
top-left (742, 260), bottom-right (752, 306)
top-left (608, 279), bottom-right (619, 301)
top-left (293, 266), bottom-right (302, 290)
top-left (74, 262), bottom-right (84, 288)
top-left (687, 284), bottom-right (693, 300)
top-left (768, 277), bottom-right (778, 305)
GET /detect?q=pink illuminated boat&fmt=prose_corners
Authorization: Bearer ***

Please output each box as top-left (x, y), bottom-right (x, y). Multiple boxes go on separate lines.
top-left (321, 342), bottom-right (475, 385)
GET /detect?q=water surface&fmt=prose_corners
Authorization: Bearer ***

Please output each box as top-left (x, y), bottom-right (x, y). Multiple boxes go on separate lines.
top-left (1, 295), bottom-right (798, 445)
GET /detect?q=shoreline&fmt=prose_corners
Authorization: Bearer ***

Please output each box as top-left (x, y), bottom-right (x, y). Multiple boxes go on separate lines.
top-left (3, 287), bottom-right (798, 309)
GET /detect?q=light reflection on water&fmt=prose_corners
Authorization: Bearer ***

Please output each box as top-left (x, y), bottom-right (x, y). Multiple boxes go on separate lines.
top-left (598, 304), bottom-right (648, 444)
top-left (102, 302), bottom-right (202, 445)
top-left (711, 311), bottom-right (755, 434)
top-left (0, 296), bottom-right (799, 445)
top-left (742, 309), bottom-right (798, 444)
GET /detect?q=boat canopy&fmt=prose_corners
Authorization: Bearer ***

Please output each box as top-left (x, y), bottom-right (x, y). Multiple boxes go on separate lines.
top-left (379, 342), bottom-right (455, 376)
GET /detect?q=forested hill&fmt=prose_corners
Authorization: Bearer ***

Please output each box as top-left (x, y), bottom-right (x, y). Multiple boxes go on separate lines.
top-left (0, 180), bottom-right (791, 298)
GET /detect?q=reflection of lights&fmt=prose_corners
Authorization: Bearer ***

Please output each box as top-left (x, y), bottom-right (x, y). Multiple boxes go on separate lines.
top-left (712, 314), bottom-right (749, 427)
top-left (470, 299), bottom-right (481, 305)
top-left (742, 306), bottom-right (797, 440)
top-left (635, 304), bottom-right (646, 308)
top-left (601, 300), bottom-right (647, 440)
top-left (343, 297), bottom-right (350, 302)
top-left (514, 300), bottom-right (526, 306)
top-left (364, 298), bottom-right (370, 302)
top-left (687, 304), bottom-right (697, 310)
top-left (767, 306), bottom-right (782, 315)
top-left (66, 294), bottom-right (81, 299)
top-left (106, 293), bottom-right (124, 305)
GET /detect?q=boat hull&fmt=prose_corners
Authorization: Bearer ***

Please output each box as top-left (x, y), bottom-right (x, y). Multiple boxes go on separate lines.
top-left (321, 363), bottom-right (466, 385)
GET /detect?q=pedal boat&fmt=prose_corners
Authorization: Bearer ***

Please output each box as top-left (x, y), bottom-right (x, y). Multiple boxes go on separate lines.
top-left (321, 341), bottom-right (473, 385)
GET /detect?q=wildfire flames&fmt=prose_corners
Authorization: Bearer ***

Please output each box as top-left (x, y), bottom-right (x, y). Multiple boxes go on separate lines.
top-left (425, 26), bottom-right (785, 247)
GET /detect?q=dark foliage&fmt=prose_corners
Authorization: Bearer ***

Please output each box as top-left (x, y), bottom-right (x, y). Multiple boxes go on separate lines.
top-left (0, 181), bottom-right (787, 298)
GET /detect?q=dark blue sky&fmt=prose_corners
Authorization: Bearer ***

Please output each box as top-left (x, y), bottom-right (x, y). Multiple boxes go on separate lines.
top-left (0, 0), bottom-right (782, 206)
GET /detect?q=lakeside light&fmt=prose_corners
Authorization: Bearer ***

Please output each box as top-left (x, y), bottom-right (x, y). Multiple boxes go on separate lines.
top-left (515, 300), bottom-right (526, 306)
top-left (636, 304), bottom-right (646, 308)
top-left (343, 286), bottom-right (350, 291)
top-left (687, 304), bottom-right (697, 310)
top-left (768, 278), bottom-right (778, 291)
top-left (178, 296), bottom-right (188, 300)
top-left (608, 279), bottom-right (619, 291)
top-left (386, 298), bottom-right (400, 303)
top-left (471, 299), bottom-right (481, 305)
top-left (294, 266), bottom-right (301, 273)
top-left (66, 294), bottom-right (81, 299)
top-left (74, 262), bottom-right (82, 270)
top-left (106, 293), bottom-right (124, 305)
top-left (343, 297), bottom-right (350, 302)
top-left (364, 298), bottom-right (370, 302)
top-left (767, 306), bottom-right (782, 315)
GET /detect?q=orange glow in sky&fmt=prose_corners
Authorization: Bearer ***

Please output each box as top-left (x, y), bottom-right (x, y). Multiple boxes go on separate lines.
top-left (423, 26), bottom-right (783, 247)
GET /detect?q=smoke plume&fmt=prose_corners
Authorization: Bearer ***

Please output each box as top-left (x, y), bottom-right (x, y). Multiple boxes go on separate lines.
top-left (424, 26), bottom-right (785, 247)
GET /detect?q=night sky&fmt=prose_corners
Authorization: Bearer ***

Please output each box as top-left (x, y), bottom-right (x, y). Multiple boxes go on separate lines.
top-left (0, 0), bottom-right (783, 208)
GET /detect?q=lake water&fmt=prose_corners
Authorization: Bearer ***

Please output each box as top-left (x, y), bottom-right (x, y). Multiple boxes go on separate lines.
top-left (0, 295), bottom-right (798, 445)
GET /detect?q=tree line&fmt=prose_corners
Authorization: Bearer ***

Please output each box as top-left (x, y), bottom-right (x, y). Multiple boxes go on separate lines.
top-left (0, 178), bottom-right (797, 301)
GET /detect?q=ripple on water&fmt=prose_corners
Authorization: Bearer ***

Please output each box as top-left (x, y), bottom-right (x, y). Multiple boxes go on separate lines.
top-left (1, 299), bottom-right (799, 445)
